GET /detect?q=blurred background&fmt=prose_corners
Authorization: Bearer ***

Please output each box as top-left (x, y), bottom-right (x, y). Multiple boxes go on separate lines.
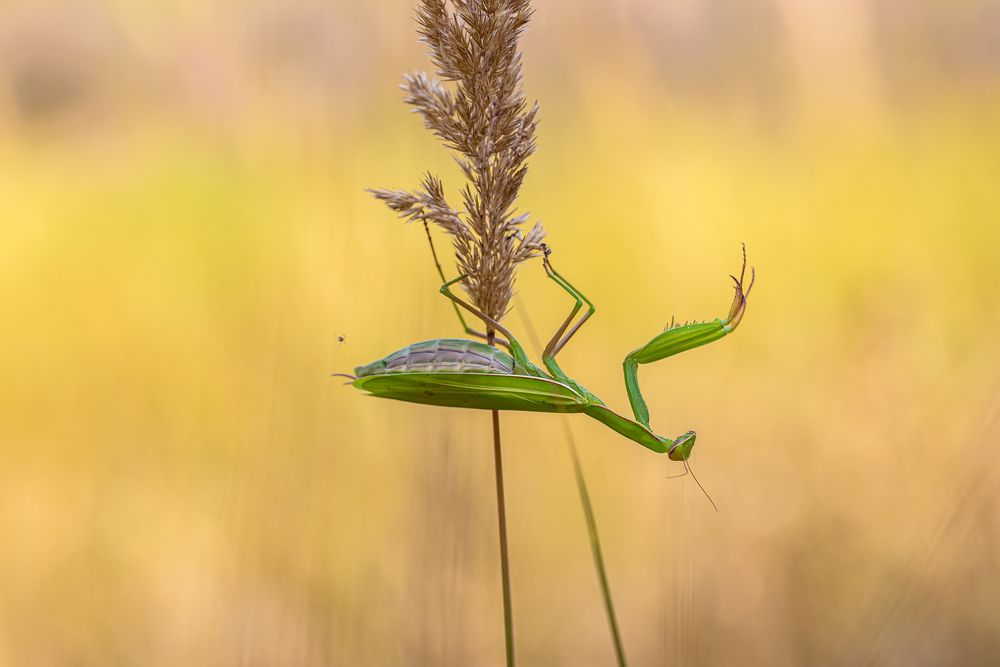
top-left (1, 0), bottom-right (999, 664)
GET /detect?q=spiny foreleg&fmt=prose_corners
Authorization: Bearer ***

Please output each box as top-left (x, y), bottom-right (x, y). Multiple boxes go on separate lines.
top-left (623, 245), bottom-right (755, 428)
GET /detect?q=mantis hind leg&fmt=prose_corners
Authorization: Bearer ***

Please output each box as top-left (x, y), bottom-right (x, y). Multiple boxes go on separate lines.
top-left (420, 221), bottom-right (511, 351)
top-left (623, 245), bottom-right (755, 428)
top-left (438, 275), bottom-right (532, 369)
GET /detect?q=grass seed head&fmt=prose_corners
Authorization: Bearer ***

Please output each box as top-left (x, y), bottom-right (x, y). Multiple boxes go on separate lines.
top-left (369, 0), bottom-right (544, 322)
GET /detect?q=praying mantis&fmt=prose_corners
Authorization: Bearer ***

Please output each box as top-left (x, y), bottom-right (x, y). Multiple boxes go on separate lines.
top-left (335, 237), bottom-right (754, 465)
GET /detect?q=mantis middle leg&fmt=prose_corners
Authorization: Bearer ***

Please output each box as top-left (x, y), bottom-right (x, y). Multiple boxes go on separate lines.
top-left (542, 250), bottom-right (596, 356)
top-left (623, 246), bottom-right (755, 429)
top-left (538, 251), bottom-right (597, 387)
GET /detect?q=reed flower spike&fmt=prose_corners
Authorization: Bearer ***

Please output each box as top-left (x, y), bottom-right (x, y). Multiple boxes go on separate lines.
top-left (369, 0), bottom-right (545, 321)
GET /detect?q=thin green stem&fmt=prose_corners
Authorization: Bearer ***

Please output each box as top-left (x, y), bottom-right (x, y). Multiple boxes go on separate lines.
top-left (515, 300), bottom-right (627, 666)
top-left (488, 329), bottom-right (515, 667)
top-left (564, 420), bottom-right (628, 667)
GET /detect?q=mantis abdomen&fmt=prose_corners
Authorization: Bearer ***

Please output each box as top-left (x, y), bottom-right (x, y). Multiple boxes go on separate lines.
top-left (355, 338), bottom-right (515, 377)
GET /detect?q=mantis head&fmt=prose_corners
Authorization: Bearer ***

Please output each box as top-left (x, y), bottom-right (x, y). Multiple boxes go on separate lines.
top-left (667, 430), bottom-right (697, 461)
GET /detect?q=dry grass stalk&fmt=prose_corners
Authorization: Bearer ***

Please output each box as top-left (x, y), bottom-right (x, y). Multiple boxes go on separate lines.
top-left (369, 4), bottom-right (546, 665)
top-left (370, 0), bottom-right (544, 322)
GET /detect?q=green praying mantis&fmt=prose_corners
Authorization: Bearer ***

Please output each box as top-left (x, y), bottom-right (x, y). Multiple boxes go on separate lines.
top-left (335, 237), bottom-right (754, 469)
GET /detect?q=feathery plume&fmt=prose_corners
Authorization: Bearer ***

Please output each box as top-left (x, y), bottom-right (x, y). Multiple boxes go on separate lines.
top-left (369, 0), bottom-right (544, 322)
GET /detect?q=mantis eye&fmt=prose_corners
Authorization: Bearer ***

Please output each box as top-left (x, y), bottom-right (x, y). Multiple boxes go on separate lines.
top-left (668, 431), bottom-right (697, 461)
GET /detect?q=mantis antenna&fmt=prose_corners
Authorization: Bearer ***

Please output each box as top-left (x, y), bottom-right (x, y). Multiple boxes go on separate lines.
top-left (665, 458), bottom-right (718, 512)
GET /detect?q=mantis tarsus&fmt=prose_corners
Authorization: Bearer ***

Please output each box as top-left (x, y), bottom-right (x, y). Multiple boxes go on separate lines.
top-left (335, 240), bottom-right (754, 464)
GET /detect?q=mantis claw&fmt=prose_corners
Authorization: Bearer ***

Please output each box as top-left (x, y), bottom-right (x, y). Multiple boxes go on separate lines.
top-left (724, 245), bottom-right (755, 328)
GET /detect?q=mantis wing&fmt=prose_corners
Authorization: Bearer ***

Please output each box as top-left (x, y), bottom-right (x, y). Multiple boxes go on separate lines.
top-left (354, 373), bottom-right (587, 413)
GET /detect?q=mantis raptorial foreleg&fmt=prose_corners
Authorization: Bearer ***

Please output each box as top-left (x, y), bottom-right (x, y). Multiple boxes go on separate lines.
top-left (421, 221), bottom-right (512, 351)
top-left (623, 246), bottom-right (755, 429)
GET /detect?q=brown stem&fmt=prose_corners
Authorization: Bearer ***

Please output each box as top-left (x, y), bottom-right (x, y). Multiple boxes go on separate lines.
top-left (488, 328), bottom-right (515, 667)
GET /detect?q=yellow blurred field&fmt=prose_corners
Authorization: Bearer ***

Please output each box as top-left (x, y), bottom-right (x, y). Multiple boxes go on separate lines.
top-left (1, 1), bottom-right (999, 665)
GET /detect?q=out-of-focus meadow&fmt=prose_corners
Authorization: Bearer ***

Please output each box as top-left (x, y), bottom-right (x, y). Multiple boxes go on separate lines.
top-left (1, 0), bottom-right (999, 664)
